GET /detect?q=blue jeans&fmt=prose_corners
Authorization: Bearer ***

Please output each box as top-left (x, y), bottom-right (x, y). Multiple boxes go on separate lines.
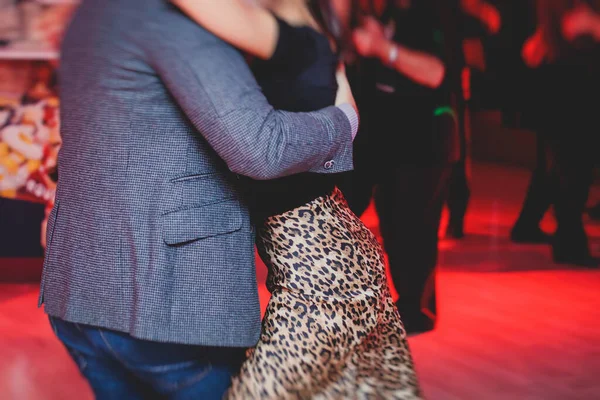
top-left (49, 316), bottom-right (245, 399)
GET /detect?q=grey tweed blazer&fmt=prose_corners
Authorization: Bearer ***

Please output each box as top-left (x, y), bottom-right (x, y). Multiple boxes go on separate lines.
top-left (39, 0), bottom-right (355, 347)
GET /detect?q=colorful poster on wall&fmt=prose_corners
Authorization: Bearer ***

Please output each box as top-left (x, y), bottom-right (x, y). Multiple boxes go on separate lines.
top-left (0, 1), bottom-right (77, 204)
top-left (0, 76), bottom-right (60, 204)
top-left (0, 1), bottom-right (77, 250)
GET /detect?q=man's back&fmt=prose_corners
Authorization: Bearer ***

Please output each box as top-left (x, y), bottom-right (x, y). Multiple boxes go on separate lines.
top-left (41, 0), bottom-right (356, 348)
top-left (41, 0), bottom-right (262, 346)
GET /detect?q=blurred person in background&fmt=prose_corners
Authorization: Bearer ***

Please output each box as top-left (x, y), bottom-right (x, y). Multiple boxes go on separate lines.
top-left (443, 0), bottom-right (503, 239)
top-left (343, 0), bottom-right (459, 335)
top-left (174, 0), bottom-right (422, 398)
top-left (587, 200), bottom-right (600, 220)
top-left (513, 0), bottom-right (600, 266)
top-left (566, 4), bottom-right (600, 221)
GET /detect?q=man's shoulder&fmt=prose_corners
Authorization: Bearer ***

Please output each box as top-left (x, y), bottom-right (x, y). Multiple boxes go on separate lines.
top-left (74, 0), bottom-right (222, 50)
top-left (139, 2), bottom-right (222, 48)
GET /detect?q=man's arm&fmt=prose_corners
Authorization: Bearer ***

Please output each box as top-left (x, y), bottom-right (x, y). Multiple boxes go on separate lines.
top-left (145, 19), bottom-right (358, 181)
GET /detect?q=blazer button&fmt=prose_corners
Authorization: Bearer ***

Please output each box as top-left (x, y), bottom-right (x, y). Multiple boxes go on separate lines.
top-left (324, 160), bottom-right (335, 169)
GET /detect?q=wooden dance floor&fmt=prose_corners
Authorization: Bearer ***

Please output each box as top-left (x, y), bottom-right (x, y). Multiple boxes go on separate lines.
top-left (1, 163), bottom-right (599, 399)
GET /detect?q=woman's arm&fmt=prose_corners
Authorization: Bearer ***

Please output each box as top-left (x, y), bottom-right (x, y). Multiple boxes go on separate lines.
top-left (170, 0), bottom-right (279, 60)
top-left (376, 41), bottom-right (446, 89)
top-left (353, 17), bottom-right (445, 89)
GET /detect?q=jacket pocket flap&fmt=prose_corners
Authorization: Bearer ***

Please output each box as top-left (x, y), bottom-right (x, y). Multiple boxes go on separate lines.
top-left (162, 199), bottom-right (243, 245)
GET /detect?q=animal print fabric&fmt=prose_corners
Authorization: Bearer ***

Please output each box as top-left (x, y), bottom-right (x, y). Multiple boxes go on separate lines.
top-left (227, 188), bottom-right (423, 400)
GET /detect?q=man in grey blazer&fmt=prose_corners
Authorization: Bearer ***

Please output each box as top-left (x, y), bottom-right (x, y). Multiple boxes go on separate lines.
top-left (39, 0), bottom-right (358, 398)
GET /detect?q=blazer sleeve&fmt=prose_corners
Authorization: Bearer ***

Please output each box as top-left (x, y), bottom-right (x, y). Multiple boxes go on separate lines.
top-left (145, 24), bottom-right (355, 180)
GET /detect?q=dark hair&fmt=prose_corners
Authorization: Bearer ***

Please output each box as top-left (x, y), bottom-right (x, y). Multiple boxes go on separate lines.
top-left (308, 0), bottom-right (359, 61)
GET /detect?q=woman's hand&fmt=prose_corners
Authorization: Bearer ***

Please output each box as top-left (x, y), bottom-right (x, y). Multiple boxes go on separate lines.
top-left (335, 63), bottom-right (357, 115)
top-left (352, 16), bottom-right (387, 58)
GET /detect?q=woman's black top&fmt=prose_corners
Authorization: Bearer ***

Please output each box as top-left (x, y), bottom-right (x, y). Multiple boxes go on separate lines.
top-left (242, 17), bottom-right (339, 223)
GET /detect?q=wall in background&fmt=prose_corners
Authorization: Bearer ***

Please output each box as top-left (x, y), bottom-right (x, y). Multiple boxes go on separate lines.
top-left (0, 1), bottom-right (75, 279)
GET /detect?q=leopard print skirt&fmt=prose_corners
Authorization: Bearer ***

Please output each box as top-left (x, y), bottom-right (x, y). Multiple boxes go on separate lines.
top-left (227, 188), bottom-right (423, 400)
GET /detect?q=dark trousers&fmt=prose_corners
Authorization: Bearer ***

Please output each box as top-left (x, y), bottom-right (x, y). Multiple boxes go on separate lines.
top-left (342, 165), bottom-right (452, 333)
top-left (49, 317), bottom-right (245, 400)
top-left (513, 133), bottom-right (554, 230)
top-left (514, 131), bottom-right (594, 256)
top-left (445, 99), bottom-right (470, 233)
top-left (516, 61), bottom-right (599, 258)
top-left (446, 158), bottom-right (470, 232)
top-left (342, 89), bottom-right (458, 332)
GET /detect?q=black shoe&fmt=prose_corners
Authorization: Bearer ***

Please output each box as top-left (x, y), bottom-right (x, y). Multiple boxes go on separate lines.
top-left (552, 230), bottom-right (598, 267)
top-left (587, 203), bottom-right (600, 220)
top-left (401, 321), bottom-right (435, 336)
top-left (510, 226), bottom-right (552, 244)
top-left (397, 308), bottom-right (436, 336)
top-left (553, 248), bottom-right (599, 268)
top-left (445, 220), bottom-right (465, 239)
